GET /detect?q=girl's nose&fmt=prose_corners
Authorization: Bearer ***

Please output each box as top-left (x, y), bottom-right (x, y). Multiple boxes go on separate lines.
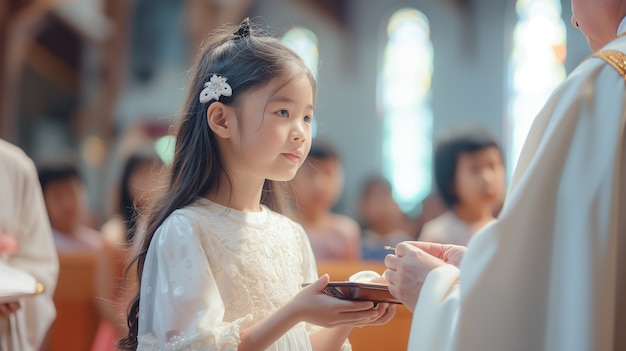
top-left (291, 121), bottom-right (307, 142)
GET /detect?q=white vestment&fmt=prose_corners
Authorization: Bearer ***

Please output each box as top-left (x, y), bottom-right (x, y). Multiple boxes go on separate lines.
top-left (0, 139), bottom-right (58, 351)
top-left (408, 32), bottom-right (626, 350)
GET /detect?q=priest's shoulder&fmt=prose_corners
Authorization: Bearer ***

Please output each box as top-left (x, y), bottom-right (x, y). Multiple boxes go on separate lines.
top-left (592, 51), bottom-right (626, 80)
top-left (587, 36), bottom-right (626, 79)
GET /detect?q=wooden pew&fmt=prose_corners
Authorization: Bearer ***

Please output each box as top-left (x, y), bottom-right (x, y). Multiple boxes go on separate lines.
top-left (316, 260), bottom-right (412, 351)
top-left (47, 252), bottom-right (100, 351)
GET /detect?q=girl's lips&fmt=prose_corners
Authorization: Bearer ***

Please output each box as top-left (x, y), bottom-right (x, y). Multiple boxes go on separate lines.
top-left (282, 153), bottom-right (300, 163)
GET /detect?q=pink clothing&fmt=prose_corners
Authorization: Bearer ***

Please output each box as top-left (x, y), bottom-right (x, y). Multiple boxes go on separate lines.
top-left (306, 227), bottom-right (354, 260)
top-left (91, 321), bottom-right (118, 351)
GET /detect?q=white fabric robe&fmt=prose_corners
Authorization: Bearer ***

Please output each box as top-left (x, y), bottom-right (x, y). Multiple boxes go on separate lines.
top-left (408, 34), bottom-right (626, 351)
top-left (0, 139), bottom-right (58, 351)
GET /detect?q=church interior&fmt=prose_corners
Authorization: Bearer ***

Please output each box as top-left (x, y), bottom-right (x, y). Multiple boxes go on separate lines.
top-left (0, 0), bottom-right (597, 350)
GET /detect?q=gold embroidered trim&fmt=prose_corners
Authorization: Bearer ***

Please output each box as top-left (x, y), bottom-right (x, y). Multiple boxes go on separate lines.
top-left (593, 50), bottom-right (626, 81)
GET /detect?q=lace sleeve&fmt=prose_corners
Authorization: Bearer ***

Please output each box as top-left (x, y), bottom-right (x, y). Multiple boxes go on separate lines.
top-left (138, 212), bottom-right (253, 350)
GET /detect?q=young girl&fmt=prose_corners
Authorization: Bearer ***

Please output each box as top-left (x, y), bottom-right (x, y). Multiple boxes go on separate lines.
top-left (119, 19), bottom-right (395, 351)
top-left (419, 127), bottom-right (506, 246)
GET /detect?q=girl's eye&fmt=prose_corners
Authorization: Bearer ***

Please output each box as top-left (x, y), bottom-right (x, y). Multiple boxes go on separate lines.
top-left (277, 109), bottom-right (289, 117)
top-left (304, 115), bottom-right (312, 123)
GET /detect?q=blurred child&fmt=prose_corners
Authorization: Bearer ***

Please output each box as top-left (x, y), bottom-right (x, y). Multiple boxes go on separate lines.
top-left (118, 19), bottom-right (393, 351)
top-left (419, 127), bottom-right (506, 245)
top-left (290, 141), bottom-right (361, 260)
top-left (91, 149), bottom-right (163, 351)
top-left (38, 162), bottom-right (101, 251)
top-left (358, 176), bottom-right (414, 260)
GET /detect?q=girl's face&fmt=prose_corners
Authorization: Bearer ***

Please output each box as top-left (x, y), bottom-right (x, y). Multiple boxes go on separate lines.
top-left (454, 147), bottom-right (505, 212)
top-left (571, 0), bottom-right (622, 51)
top-left (227, 74), bottom-right (314, 182)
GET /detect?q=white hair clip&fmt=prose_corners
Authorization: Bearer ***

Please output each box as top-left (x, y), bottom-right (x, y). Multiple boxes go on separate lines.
top-left (199, 74), bottom-right (232, 103)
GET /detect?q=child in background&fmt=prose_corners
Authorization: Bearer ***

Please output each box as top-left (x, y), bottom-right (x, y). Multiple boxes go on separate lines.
top-left (91, 149), bottom-right (163, 351)
top-left (38, 162), bottom-right (101, 252)
top-left (289, 141), bottom-right (361, 260)
top-left (358, 176), bottom-right (414, 260)
top-left (119, 19), bottom-right (394, 351)
top-left (419, 127), bottom-right (506, 245)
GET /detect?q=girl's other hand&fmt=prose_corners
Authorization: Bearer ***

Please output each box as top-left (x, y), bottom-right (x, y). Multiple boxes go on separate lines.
top-left (288, 274), bottom-right (392, 328)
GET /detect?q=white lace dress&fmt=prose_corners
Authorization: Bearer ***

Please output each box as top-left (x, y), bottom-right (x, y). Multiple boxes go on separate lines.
top-left (137, 198), bottom-right (351, 350)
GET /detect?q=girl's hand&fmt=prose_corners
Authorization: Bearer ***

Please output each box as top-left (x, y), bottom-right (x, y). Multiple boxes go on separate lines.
top-left (357, 302), bottom-right (396, 327)
top-left (288, 274), bottom-right (390, 328)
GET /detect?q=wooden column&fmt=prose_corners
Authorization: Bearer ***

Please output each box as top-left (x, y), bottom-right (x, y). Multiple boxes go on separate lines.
top-left (0, 0), bottom-right (69, 141)
top-left (93, 0), bottom-right (131, 146)
top-left (0, 1), bottom-right (9, 139)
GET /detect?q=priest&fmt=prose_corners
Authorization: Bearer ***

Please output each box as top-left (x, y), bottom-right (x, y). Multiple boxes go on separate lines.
top-left (384, 1), bottom-right (626, 350)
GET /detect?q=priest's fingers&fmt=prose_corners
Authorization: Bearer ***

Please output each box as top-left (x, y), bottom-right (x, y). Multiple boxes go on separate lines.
top-left (404, 241), bottom-right (446, 259)
top-left (384, 253), bottom-right (399, 270)
top-left (394, 242), bottom-right (422, 257)
top-left (383, 268), bottom-right (397, 284)
top-left (387, 280), bottom-right (417, 312)
top-left (404, 241), bottom-right (466, 267)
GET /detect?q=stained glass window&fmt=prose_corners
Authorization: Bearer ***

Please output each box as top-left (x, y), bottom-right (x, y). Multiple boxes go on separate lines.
top-left (507, 0), bottom-right (566, 175)
top-left (381, 8), bottom-right (433, 211)
top-left (283, 27), bottom-right (319, 137)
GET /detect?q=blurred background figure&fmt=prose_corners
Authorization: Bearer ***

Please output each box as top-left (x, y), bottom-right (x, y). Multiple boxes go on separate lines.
top-left (38, 163), bottom-right (101, 252)
top-left (358, 176), bottom-right (415, 261)
top-left (411, 192), bottom-right (447, 241)
top-left (419, 127), bottom-right (506, 245)
top-left (290, 141), bottom-right (361, 260)
top-left (91, 148), bottom-right (163, 351)
top-left (0, 139), bottom-right (58, 351)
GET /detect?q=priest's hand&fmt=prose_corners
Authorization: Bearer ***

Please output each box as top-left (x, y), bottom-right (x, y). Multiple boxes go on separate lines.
top-left (404, 241), bottom-right (466, 267)
top-left (0, 302), bottom-right (20, 318)
top-left (383, 242), bottom-right (448, 312)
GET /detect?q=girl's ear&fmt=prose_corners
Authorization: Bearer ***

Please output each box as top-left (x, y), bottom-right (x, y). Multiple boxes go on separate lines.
top-left (207, 102), bottom-right (234, 139)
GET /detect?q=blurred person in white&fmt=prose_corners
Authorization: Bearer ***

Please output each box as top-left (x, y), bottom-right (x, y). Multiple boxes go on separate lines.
top-left (0, 138), bottom-right (58, 351)
top-left (419, 127), bottom-right (506, 246)
top-left (384, 2), bottom-right (626, 350)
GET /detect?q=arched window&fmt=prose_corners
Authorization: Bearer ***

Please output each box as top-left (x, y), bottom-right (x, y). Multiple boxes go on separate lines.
top-left (283, 27), bottom-right (320, 137)
top-left (381, 8), bottom-right (433, 211)
top-left (507, 0), bottom-right (566, 175)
